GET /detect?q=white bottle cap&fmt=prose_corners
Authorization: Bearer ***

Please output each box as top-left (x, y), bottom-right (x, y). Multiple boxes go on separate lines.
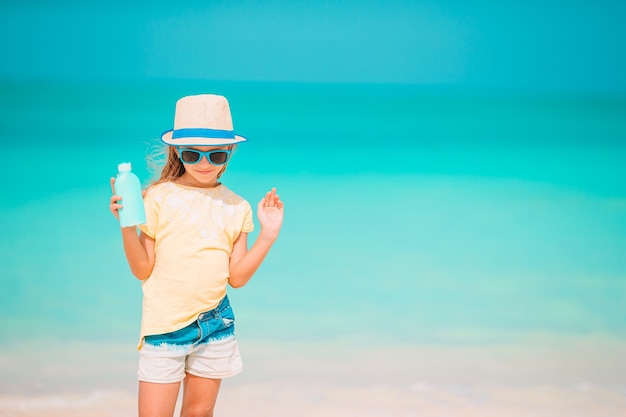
top-left (118, 162), bottom-right (132, 172)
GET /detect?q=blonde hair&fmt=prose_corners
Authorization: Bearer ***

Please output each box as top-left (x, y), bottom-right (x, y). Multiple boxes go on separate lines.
top-left (146, 142), bottom-right (235, 187)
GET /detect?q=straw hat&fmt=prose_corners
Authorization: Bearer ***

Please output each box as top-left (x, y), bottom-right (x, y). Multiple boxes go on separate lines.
top-left (161, 94), bottom-right (247, 146)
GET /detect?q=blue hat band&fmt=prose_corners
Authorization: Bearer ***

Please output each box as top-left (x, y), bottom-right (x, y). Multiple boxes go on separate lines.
top-left (171, 128), bottom-right (235, 140)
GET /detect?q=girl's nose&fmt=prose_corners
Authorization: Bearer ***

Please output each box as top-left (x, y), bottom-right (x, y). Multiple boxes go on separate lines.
top-left (198, 155), bottom-right (212, 166)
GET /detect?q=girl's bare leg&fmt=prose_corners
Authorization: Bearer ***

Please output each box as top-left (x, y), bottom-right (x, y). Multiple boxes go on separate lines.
top-left (139, 381), bottom-right (181, 417)
top-left (180, 373), bottom-right (222, 417)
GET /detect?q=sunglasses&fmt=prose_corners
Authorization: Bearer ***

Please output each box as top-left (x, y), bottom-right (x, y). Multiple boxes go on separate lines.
top-left (176, 147), bottom-right (231, 166)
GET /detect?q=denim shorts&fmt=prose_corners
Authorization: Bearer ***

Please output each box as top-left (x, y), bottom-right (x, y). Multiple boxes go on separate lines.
top-left (138, 296), bottom-right (243, 383)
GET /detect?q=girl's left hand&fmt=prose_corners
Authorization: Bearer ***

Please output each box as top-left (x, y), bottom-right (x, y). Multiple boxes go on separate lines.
top-left (257, 187), bottom-right (284, 240)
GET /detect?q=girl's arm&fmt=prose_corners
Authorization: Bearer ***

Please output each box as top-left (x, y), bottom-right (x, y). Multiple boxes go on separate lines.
top-left (120, 228), bottom-right (155, 280)
top-left (110, 178), bottom-right (156, 280)
top-left (228, 188), bottom-right (284, 288)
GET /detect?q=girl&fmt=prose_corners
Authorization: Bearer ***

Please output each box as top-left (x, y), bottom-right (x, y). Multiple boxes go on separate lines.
top-left (109, 94), bottom-right (284, 417)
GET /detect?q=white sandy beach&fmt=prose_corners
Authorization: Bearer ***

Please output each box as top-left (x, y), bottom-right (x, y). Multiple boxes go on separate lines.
top-left (2, 383), bottom-right (626, 417)
top-left (1, 335), bottom-right (625, 417)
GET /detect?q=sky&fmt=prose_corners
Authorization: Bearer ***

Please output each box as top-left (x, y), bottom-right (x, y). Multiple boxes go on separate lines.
top-left (1, 0), bottom-right (625, 93)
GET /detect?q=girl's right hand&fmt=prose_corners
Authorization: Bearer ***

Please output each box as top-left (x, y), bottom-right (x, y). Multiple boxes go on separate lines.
top-left (109, 177), bottom-right (122, 221)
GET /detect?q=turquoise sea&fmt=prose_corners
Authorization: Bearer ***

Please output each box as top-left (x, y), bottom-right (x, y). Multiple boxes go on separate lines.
top-left (1, 79), bottom-right (625, 413)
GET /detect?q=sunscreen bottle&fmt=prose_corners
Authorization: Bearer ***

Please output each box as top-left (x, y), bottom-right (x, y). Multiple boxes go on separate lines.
top-left (114, 162), bottom-right (146, 227)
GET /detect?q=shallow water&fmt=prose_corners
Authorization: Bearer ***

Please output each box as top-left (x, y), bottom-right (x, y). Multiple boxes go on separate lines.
top-left (0, 79), bottom-right (625, 414)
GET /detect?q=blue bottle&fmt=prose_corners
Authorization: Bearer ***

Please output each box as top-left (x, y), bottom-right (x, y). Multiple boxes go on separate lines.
top-left (115, 162), bottom-right (146, 227)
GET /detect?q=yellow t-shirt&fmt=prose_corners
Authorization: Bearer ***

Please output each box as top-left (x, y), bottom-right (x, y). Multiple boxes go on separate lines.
top-left (137, 181), bottom-right (253, 344)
